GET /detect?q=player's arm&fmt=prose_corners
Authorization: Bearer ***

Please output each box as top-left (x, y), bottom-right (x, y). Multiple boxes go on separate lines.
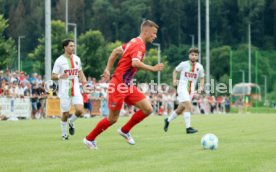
top-left (106, 46), bottom-right (123, 71)
top-left (102, 46), bottom-right (123, 81)
top-left (51, 73), bottom-right (59, 80)
top-left (198, 77), bottom-right (205, 94)
top-left (198, 66), bottom-right (205, 94)
top-left (172, 69), bottom-right (179, 86)
top-left (51, 60), bottom-right (68, 80)
top-left (51, 73), bottom-right (69, 80)
top-left (78, 70), bottom-right (87, 84)
top-left (132, 60), bottom-right (164, 72)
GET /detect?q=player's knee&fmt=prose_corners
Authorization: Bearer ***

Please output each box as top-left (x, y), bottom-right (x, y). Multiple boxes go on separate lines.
top-left (175, 108), bottom-right (183, 115)
top-left (75, 110), bottom-right (82, 117)
top-left (142, 106), bottom-right (153, 115)
top-left (175, 105), bottom-right (184, 114)
top-left (108, 118), bottom-right (118, 125)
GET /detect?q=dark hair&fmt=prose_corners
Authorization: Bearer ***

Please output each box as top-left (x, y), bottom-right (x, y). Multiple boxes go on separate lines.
top-left (141, 20), bottom-right (159, 30)
top-left (188, 47), bottom-right (200, 54)
top-left (62, 39), bottom-right (74, 48)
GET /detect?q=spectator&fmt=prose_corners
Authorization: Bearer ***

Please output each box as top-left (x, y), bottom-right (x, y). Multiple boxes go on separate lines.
top-left (235, 96), bottom-right (243, 114)
top-left (82, 92), bottom-right (90, 117)
top-left (99, 87), bottom-right (109, 117)
top-left (225, 96), bottom-right (231, 113)
top-left (0, 70), bottom-right (3, 82)
top-left (2, 69), bottom-right (11, 82)
top-left (30, 82), bottom-right (39, 119)
top-left (37, 83), bottom-right (47, 119)
top-left (10, 72), bottom-right (19, 83)
top-left (29, 73), bottom-right (38, 84)
top-left (24, 82), bottom-right (32, 96)
top-left (37, 75), bottom-right (43, 84)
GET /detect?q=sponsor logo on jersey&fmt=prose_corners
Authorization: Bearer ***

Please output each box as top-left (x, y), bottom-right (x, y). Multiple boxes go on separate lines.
top-left (185, 72), bottom-right (198, 79)
top-left (64, 68), bottom-right (78, 76)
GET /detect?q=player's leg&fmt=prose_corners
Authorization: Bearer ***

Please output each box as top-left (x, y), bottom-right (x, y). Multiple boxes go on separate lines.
top-left (68, 95), bottom-right (84, 135)
top-left (84, 84), bottom-right (124, 149)
top-left (164, 89), bottom-right (189, 132)
top-left (183, 101), bottom-right (198, 134)
top-left (117, 98), bottom-right (152, 145)
top-left (84, 110), bottom-right (120, 149)
top-left (164, 103), bottom-right (185, 132)
top-left (61, 112), bottom-right (70, 140)
top-left (86, 109), bottom-right (120, 141)
top-left (60, 98), bottom-right (71, 140)
top-left (68, 104), bottom-right (83, 135)
top-left (122, 98), bottom-right (152, 132)
top-left (117, 86), bottom-right (151, 145)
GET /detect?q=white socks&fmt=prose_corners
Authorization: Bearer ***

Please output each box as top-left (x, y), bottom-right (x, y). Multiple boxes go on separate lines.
top-left (60, 121), bottom-right (67, 136)
top-left (69, 114), bottom-right (77, 124)
top-left (183, 112), bottom-right (191, 128)
top-left (167, 111), bottom-right (192, 129)
top-left (168, 111), bottom-right (178, 122)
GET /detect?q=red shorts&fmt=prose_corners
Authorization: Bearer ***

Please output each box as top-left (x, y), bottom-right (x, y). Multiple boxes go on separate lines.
top-left (108, 79), bottom-right (146, 111)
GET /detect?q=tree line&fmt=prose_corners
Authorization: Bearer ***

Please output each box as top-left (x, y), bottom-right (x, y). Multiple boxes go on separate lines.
top-left (0, 0), bottom-right (275, 100)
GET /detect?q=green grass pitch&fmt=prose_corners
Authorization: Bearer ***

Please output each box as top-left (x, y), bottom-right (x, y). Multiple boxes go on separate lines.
top-left (1, 113), bottom-right (276, 172)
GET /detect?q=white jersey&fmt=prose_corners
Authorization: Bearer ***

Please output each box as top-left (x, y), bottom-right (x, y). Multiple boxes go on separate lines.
top-left (176, 60), bottom-right (204, 95)
top-left (52, 54), bottom-right (82, 98)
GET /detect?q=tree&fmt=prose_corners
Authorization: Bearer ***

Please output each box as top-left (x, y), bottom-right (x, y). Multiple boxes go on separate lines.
top-left (237, 0), bottom-right (265, 46)
top-left (78, 30), bottom-right (108, 78)
top-left (0, 14), bottom-right (16, 70)
top-left (90, 0), bottom-right (120, 41)
top-left (135, 48), bottom-right (171, 84)
top-left (163, 44), bottom-right (191, 67)
top-left (27, 20), bottom-right (73, 75)
top-left (7, 0), bottom-right (44, 53)
top-left (210, 45), bottom-right (231, 81)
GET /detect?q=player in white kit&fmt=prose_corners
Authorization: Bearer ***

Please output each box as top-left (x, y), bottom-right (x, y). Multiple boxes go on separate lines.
top-left (164, 48), bottom-right (205, 134)
top-left (52, 39), bottom-right (87, 140)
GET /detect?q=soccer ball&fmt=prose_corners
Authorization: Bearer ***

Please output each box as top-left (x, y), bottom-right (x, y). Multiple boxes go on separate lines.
top-left (201, 133), bottom-right (218, 150)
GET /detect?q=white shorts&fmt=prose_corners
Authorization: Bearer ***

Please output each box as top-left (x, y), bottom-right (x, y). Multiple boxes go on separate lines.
top-left (177, 89), bottom-right (192, 103)
top-left (60, 94), bottom-right (83, 112)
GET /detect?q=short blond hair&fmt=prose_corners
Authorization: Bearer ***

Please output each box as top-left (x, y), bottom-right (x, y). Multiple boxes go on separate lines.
top-left (140, 20), bottom-right (159, 30)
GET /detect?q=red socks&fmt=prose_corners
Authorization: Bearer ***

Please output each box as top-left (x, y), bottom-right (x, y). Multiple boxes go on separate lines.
top-left (121, 110), bottom-right (147, 133)
top-left (86, 110), bottom-right (147, 141)
top-left (86, 118), bottom-right (110, 141)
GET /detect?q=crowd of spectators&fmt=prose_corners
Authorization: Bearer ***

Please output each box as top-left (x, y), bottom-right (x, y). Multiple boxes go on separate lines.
top-left (0, 69), bottom-right (47, 119)
top-left (0, 69), bottom-right (231, 120)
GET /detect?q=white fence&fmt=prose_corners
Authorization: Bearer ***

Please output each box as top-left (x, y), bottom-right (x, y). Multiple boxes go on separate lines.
top-left (0, 97), bottom-right (31, 119)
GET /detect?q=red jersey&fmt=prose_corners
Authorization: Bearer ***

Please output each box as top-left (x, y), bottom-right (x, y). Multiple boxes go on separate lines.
top-left (112, 37), bottom-right (146, 85)
top-left (82, 93), bottom-right (88, 103)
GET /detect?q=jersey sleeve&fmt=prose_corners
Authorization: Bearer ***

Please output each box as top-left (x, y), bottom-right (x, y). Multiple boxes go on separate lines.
top-left (78, 57), bottom-right (82, 71)
top-left (52, 59), bottom-right (61, 74)
top-left (131, 43), bottom-right (145, 61)
top-left (199, 65), bottom-right (205, 78)
top-left (175, 62), bottom-right (184, 72)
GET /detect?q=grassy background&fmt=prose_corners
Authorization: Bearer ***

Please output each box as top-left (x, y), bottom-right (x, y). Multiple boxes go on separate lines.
top-left (1, 113), bottom-right (276, 172)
